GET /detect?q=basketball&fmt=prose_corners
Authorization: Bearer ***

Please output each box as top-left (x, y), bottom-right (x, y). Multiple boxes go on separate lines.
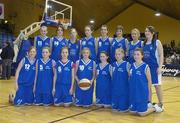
top-left (78, 78), bottom-right (91, 91)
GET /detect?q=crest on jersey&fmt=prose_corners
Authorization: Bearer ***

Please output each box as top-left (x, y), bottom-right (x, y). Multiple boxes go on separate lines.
top-left (58, 66), bottom-right (62, 73)
top-left (38, 41), bottom-right (42, 46)
top-left (82, 41), bottom-right (86, 45)
top-left (99, 42), bottom-right (102, 47)
top-left (79, 65), bottom-right (84, 71)
top-left (136, 70), bottom-right (142, 75)
top-left (40, 65), bottom-right (43, 71)
top-left (88, 42), bottom-right (93, 46)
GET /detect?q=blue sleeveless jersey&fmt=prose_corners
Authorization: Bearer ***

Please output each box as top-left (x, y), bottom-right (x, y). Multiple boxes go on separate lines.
top-left (75, 59), bottom-right (94, 106)
top-left (77, 59), bottom-right (94, 80)
top-left (129, 62), bottom-right (149, 103)
top-left (97, 37), bottom-right (111, 63)
top-left (56, 60), bottom-right (73, 85)
top-left (111, 38), bottom-right (127, 63)
top-left (18, 57), bottom-right (36, 86)
top-left (36, 59), bottom-right (54, 94)
top-left (35, 36), bottom-right (51, 58)
top-left (143, 40), bottom-right (159, 68)
top-left (68, 40), bottom-right (80, 63)
top-left (81, 37), bottom-right (96, 61)
top-left (112, 61), bottom-right (129, 96)
top-left (51, 37), bottom-right (68, 61)
top-left (128, 40), bottom-right (143, 64)
top-left (96, 63), bottom-right (111, 105)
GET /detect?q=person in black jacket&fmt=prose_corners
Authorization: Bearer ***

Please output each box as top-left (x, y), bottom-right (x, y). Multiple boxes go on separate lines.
top-left (0, 42), bottom-right (14, 80)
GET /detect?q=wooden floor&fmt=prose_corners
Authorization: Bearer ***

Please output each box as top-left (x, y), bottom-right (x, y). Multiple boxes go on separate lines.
top-left (0, 77), bottom-right (180, 123)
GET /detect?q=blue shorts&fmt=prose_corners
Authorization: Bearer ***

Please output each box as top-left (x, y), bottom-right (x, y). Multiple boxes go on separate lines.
top-left (129, 102), bottom-right (148, 113)
top-left (34, 93), bottom-right (53, 105)
top-left (54, 84), bottom-right (73, 105)
top-left (14, 85), bottom-right (34, 105)
top-left (111, 95), bottom-right (129, 111)
top-left (75, 84), bottom-right (94, 106)
top-left (149, 67), bottom-right (162, 85)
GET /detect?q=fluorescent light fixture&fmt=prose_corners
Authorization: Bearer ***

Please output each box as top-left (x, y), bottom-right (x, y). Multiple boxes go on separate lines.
top-left (89, 20), bottom-right (95, 24)
top-left (155, 12), bottom-right (161, 16)
top-left (4, 20), bottom-right (8, 23)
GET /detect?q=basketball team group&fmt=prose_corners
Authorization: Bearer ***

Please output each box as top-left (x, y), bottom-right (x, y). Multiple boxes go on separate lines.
top-left (9, 24), bottom-right (164, 116)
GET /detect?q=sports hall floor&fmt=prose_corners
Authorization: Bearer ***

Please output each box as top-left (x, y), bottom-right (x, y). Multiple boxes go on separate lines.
top-left (0, 77), bottom-right (180, 123)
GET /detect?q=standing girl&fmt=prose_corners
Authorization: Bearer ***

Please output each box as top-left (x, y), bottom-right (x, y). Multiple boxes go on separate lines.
top-left (129, 48), bottom-right (162, 116)
top-left (128, 28), bottom-right (143, 64)
top-left (111, 48), bottom-right (129, 112)
top-left (96, 51), bottom-right (111, 107)
top-left (51, 25), bottom-right (68, 61)
top-left (110, 25), bottom-right (128, 63)
top-left (143, 26), bottom-right (164, 111)
top-left (80, 25), bottom-right (96, 61)
top-left (53, 47), bottom-right (75, 107)
top-left (34, 25), bottom-right (51, 59)
top-left (34, 47), bottom-right (56, 106)
top-left (96, 25), bottom-right (111, 63)
top-left (68, 28), bottom-right (80, 63)
top-left (75, 48), bottom-right (96, 107)
top-left (13, 47), bottom-right (36, 105)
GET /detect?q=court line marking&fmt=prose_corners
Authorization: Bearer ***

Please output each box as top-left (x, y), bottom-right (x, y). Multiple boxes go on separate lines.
top-left (48, 107), bottom-right (102, 123)
top-left (48, 85), bottom-right (180, 123)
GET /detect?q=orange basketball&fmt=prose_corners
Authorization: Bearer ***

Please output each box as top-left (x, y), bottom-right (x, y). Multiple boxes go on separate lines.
top-left (78, 78), bottom-right (91, 91)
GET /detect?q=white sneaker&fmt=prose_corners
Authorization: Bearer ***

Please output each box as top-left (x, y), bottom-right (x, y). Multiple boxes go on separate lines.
top-left (148, 102), bottom-right (153, 108)
top-left (154, 104), bottom-right (163, 113)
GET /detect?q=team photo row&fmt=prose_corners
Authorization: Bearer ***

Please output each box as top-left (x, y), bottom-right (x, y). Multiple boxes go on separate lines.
top-left (9, 24), bottom-right (164, 117)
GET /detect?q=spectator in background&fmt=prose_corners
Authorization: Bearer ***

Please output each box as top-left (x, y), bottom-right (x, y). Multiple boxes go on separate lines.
top-left (171, 51), bottom-right (179, 64)
top-left (0, 42), bottom-right (14, 80)
top-left (165, 55), bottom-right (172, 64)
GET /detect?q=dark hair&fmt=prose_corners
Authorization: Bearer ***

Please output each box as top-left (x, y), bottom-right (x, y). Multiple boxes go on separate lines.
top-left (144, 26), bottom-right (157, 46)
top-left (134, 48), bottom-right (144, 56)
top-left (101, 25), bottom-right (108, 30)
top-left (5, 41), bottom-right (11, 46)
top-left (100, 51), bottom-right (110, 63)
top-left (57, 24), bottom-right (64, 32)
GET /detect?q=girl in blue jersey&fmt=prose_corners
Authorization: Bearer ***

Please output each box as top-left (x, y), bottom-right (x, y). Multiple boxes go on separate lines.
top-left (68, 28), bottom-right (80, 63)
top-left (51, 25), bottom-right (68, 61)
top-left (10, 47), bottom-right (36, 106)
top-left (129, 48), bottom-right (162, 116)
top-left (96, 25), bottom-right (112, 63)
top-left (80, 25), bottom-right (97, 61)
top-left (53, 47), bottom-right (75, 107)
top-left (75, 48), bottom-right (96, 107)
top-left (34, 25), bottom-right (51, 59)
top-left (111, 48), bottom-right (129, 112)
top-left (96, 51), bottom-right (111, 107)
top-left (34, 47), bottom-right (56, 106)
top-left (127, 28), bottom-right (143, 64)
top-left (110, 25), bottom-right (128, 63)
top-left (143, 26), bottom-right (164, 111)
